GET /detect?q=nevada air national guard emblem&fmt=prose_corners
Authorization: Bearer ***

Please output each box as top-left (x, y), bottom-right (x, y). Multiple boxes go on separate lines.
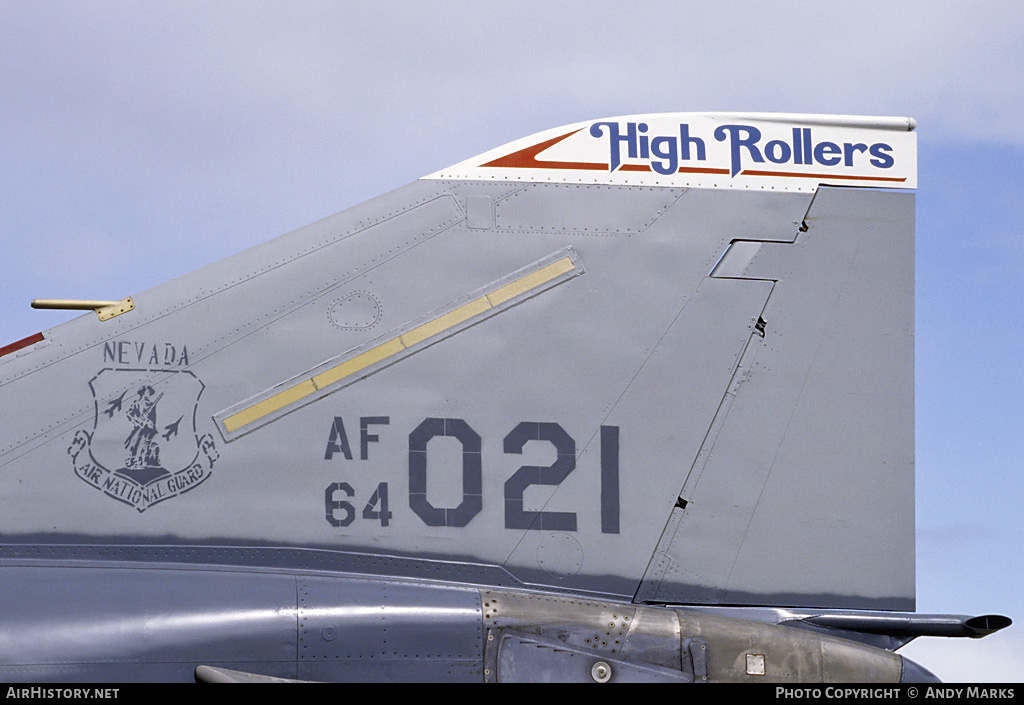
top-left (69, 368), bottom-right (219, 511)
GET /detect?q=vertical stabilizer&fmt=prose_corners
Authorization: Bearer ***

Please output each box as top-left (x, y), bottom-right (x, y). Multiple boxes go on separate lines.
top-left (0, 113), bottom-right (916, 611)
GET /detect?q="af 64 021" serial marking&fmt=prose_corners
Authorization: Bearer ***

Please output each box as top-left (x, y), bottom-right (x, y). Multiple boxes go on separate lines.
top-left (322, 417), bottom-right (619, 533)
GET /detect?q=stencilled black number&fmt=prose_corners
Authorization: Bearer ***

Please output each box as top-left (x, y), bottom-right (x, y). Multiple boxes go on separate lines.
top-left (600, 425), bottom-right (620, 534)
top-left (408, 418), bottom-right (483, 528)
top-left (503, 422), bottom-right (577, 531)
top-left (324, 482), bottom-right (355, 527)
top-left (322, 416), bottom-right (621, 533)
top-left (325, 482), bottom-right (393, 528)
top-left (362, 482), bottom-right (392, 527)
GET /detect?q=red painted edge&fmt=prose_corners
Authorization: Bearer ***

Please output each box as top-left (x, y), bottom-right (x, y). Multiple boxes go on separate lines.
top-left (620, 164), bottom-right (731, 175)
top-left (0, 331), bottom-right (44, 359)
top-left (741, 169), bottom-right (907, 182)
top-left (481, 128), bottom-right (607, 170)
top-left (480, 131), bottom-right (741, 177)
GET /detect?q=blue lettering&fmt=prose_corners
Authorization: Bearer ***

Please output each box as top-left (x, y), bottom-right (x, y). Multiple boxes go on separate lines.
top-left (843, 142), bottom-right (868, 167)
top-left (650, 136), bottom-right (678, 175)
top-left (813, 141), bottom-right (842, 166)
top-left (764, 139), bottom-right (792, 164)
top-left (679, 124), bottom-right (706, 161)
top-left (590, 121), bottom-right (638, 172)
top-left (714, 124), bottom-right (763, 177)
top-left (869, 143), bottom-right (894, 168)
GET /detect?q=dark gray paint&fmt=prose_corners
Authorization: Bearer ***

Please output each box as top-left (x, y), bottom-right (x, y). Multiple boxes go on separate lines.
top-left (1, 180), bottom-right (911, 605)
top-left (296, 575), bottom-right (482, 681)
top-left (0, 565), bottom-right (297, 682)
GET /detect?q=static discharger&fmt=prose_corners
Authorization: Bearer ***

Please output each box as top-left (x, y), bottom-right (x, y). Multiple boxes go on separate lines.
top-left (220, 255), bottom-right (578, 436)
top-left (32, 298), bottom-right (135, 322)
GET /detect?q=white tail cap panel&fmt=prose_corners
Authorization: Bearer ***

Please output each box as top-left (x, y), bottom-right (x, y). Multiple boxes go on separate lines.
top-left (425, 113), bottom-right (916, 192)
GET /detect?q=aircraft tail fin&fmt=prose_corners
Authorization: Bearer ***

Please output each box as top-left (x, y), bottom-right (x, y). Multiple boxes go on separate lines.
top-left (1, 113), bottom-right (916, 611)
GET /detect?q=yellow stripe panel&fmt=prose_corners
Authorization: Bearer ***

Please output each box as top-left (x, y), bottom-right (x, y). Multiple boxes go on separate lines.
top-left (313, 337), bottom-right (406, 389)
top-left (224, 255), bottom-right (575, 434)
top-left (223, 379), bottom-right (317, 433)
top-left (486, 257), bottom-right (574, 307)
top-left (400, 297), bottom-right (491, 348)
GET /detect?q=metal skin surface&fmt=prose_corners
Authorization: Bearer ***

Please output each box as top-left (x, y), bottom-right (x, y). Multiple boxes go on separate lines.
top-left (0, 113), bottom-right (1007, 682)
top-left (0, 565), bottom-right (928, 683)
top-left (0, 184), bottom-right (911, 606)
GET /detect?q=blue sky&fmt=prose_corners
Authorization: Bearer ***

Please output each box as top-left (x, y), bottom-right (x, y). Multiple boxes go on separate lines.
top-left (0, 1), bottom-right (1020, 682)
